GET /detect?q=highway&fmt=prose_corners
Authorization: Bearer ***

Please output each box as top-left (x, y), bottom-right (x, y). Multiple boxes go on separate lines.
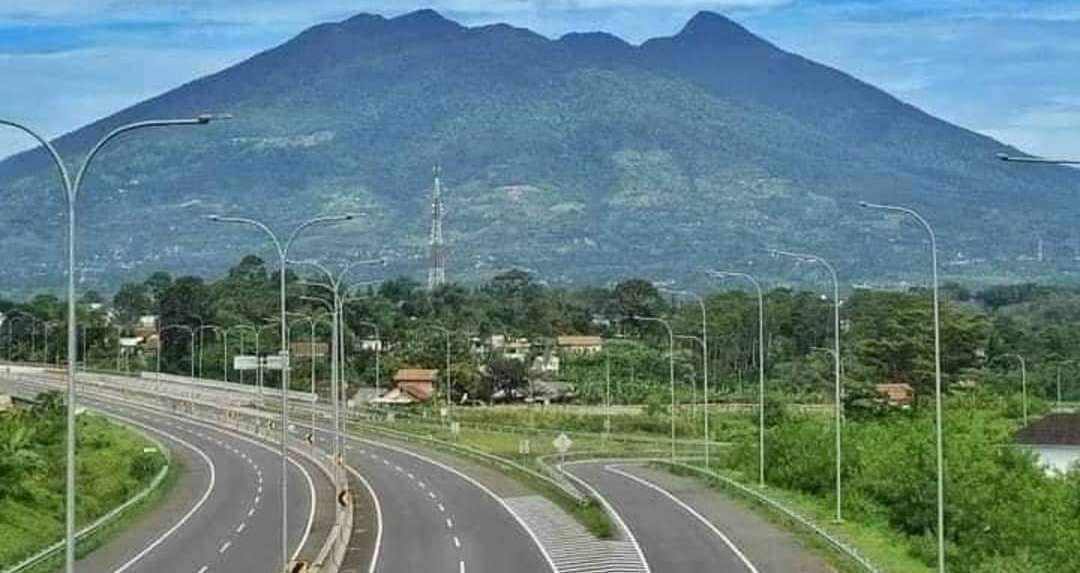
top-left (305, 420), bottom-right (557, 573)
top-left (565, 461), bottom-right (832, 573)
top-left (1, 373), bottom-right (336, 573)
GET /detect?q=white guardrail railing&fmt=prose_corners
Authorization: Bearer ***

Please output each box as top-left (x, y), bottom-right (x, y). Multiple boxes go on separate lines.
top-left (2, 369), bottom-right (351, 573)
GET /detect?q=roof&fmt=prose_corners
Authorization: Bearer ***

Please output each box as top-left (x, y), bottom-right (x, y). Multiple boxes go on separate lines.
top-left (1015, 413), bottom-right (1080, 447)
top-left (557, 335), bottom-right (603, 347)
top-left (370, 388), bottom-right (419, 405)
top-left (392, 369), bottom-right (439, 383)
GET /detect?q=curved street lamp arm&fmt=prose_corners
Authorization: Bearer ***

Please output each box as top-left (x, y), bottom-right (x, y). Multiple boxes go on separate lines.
top-left (0, 119), bottom-right (73, 194)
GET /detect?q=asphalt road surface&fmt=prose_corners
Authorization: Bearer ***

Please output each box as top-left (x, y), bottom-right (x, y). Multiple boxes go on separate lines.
top-left (304, 420), bottom-right (556, 573)
top-left (565, 461), bottom-right (832, 573)
top-left (2, 374), bottom-right (335, 573)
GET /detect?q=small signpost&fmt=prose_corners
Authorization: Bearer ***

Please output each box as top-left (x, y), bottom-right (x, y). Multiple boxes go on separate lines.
top-left (439, 407), bottom-right (448, 419)
top-left (233, 355), bottom-right (258, 371)
top-left (518, 438), bottom-right (531, 457)
top-left (450, 421), bottom-right (461, 437)
top-left (553, 433), bottom-right (573, 463)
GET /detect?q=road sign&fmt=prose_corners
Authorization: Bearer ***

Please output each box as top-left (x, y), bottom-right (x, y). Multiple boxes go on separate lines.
top-left (518, 439), bottom-right (531, 456)
top-left (439, 407), bottom-right (448, 418)
top-left (263, 354), bottom-right (288, 371)
top-left (450, 422), bottom-right (461, 436)
top-left (233, 355), bottom-right (258, 370)
top-left (305, 433), bottom-right (314, 444)
top-left (553, 433), bottom-right (573, 454)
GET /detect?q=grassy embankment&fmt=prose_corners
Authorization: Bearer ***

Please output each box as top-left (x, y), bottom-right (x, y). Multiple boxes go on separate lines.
top-left (0, 396), bottom-right (172, 570)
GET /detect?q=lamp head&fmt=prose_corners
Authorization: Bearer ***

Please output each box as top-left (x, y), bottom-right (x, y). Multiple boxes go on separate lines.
top-left (197, 113), bottom-right (233, 124)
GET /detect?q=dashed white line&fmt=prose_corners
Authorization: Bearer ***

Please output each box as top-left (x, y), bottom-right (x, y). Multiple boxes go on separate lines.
top-left (446, 517), bottom-right (454, 529)
top-left (453, 536), bottom-right (461, 548)
top-left (236, 523), bottom-right (246, 534)
top-left (218, 541), bottom-right (232, 554)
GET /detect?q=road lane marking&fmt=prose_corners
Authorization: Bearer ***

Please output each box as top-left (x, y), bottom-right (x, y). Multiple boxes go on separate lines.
top-left (218, 541), bottom-right (231, 554)
top-left (106, 415), bottom-right (218, 573)
top-left (560, 462), bottom-right (653, 573)
top-left (236, 523), bottom-right (246, 534)
top-left (607, 464), bottom-right (759, 573)
top-left (446, 517), bottom-right (454, 528)
top-left (343, 464), bottom-right (383, 573)
top-left (195, 566), bottom-right (208, 573)
top-left (453, 536), bottom-right (461, 548)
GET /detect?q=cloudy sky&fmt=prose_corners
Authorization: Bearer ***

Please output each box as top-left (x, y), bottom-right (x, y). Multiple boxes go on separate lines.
top-left (1, 0), bottom-right (1078, 161)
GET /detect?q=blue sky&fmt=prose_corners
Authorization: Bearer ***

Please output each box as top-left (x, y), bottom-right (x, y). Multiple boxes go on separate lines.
top-left (1, 0), bottom-right (1078, 161)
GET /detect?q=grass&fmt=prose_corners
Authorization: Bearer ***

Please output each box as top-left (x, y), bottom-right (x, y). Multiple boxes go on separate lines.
top-left (0, 412), bottom-right (174, 570)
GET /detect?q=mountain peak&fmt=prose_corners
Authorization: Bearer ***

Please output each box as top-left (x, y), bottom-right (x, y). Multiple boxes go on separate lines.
top-left (677, 11), bottom-right (762, 45)
top-left (391, 8), bottom-right (460, 31)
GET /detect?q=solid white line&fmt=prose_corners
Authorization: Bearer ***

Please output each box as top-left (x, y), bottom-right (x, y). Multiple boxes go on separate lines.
top-left (348, 435), bottom-right (559, 573)
top-left (78, 393), bottom-right (321, 568)
top-left (344, 464), bottom-right (384, 573)
top-left (605, 465), bottom-right (759, 573)
top-left (108, 415), bottom-right (217, 573)
top-left (560, 461), bottom-right (653, 573)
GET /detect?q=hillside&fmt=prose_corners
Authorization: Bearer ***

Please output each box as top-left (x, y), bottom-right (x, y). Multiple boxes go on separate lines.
top-left (1, 9), bottom-right (1078, 293)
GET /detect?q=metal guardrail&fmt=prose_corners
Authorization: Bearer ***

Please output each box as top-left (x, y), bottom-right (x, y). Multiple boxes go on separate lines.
top-left (657, 461), bottom-right (882, 573)
top-left (1, 421), bottom-right (171, 573)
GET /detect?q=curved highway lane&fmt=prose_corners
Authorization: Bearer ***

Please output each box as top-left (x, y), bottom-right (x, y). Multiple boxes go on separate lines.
top-left (305, 421), bottom-right (555, 573)
top-left (565, 461), bottom-right (832, 573)
top-left (2, 375), bottom-right (332, 573)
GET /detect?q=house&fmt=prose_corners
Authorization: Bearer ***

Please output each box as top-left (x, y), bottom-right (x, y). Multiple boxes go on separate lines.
top-left (557, 335), bottom-right (603, 355)
top-left (372, 368), bottom-right (439, 405)
top-left (1016, 413), bottom-right (1080, 475)
top-left (533, 354), bottom-right (560, 375)
top-left (359, 338), bottom-right (382, 352)
top-left (502, 338), bottom-right (532, 361)
top-left (874, 383), bottom-right (914, 407)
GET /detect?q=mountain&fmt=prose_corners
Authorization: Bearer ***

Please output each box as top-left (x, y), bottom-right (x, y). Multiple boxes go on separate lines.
top-left (1, 9), bottom-right (1079, 294)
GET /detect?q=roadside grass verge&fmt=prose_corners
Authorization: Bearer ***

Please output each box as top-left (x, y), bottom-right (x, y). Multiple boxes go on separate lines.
top-left (0, 411), bottom-right (174, 572)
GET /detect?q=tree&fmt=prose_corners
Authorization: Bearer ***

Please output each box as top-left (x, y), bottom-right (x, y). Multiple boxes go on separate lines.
top-left (484, 356), bottom-right (528, 400)
top-left (613, 278), bottom-right (662, 320)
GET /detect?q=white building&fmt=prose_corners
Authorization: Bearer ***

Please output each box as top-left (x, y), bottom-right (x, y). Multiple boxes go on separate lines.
top-left (1015, 413), bottom-right (1080, 475)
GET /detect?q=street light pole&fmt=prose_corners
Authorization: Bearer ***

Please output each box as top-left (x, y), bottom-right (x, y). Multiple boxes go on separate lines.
top-left (774, 249), bottom-right (843, 522)
top-left (209, 213), bottom-right (353, 573)
top-left (661, 288), bottom-right (710, 468)
top-left (158, 325), bottom-right (195, 381)
top-left (430, 324), bottom-right (452, 414)
top-left (859, 200), bottom-right (946, 571)
top-left (710, 270), bottom-right (766, 486)
top-left (634, 315), bottom-right (676, 461)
